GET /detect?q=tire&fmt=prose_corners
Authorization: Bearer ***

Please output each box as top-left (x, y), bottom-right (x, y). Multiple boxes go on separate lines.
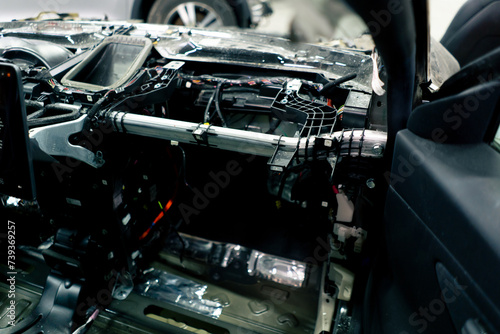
top-left (147, 0), bottom-right (238, 28)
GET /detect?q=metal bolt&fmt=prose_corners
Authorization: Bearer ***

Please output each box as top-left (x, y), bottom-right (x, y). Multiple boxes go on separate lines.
top-left (366, 178), bottom-right (376, 189)
top-left (280, 98), bottom-right (288, 104)
top-left (372, 144), bottom-right (384, 155)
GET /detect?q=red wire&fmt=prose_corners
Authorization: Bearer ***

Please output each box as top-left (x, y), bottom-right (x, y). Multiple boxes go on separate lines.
top-left (138, 146), bottom-right (180, 241)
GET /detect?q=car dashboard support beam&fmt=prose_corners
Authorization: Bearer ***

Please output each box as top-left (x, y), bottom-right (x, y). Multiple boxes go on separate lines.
top-left (106, 110), bottom-right (386, 165)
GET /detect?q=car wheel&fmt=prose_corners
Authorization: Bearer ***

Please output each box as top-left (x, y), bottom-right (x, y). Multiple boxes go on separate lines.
top-left (147, 0), bottom-right (238, 28)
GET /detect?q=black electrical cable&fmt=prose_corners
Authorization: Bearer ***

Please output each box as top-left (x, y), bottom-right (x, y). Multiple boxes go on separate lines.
top-left (319, 73), bottom-right (358, 97)
top-left (203, 89), bottom-right (216, 123)
top-left (174, 227), bottom-right (186, 264)
top-left (304, 134), bottom-right (312, 161)
top-left (214, 81), bottom-right (227, 127)
top-left (276, 163), bottom-right (308, 202)
top-left (86, 89), bottom-right (114, 128)
top-left (177, 145), bottom-right (193, 191)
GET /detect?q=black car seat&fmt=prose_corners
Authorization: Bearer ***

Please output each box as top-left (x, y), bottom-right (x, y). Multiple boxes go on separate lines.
top-left (440, 0), bottom-right (500, 66)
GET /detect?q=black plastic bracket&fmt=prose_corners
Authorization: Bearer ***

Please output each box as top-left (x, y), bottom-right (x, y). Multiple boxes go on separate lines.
top-left (4, 274), bottom-right (81, 334)
top-left (268, 136), bottom-right (297, 172)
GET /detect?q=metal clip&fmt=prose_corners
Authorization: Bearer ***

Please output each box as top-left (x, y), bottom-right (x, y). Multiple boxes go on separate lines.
top-left (192, 123), bottom-right (211, 145)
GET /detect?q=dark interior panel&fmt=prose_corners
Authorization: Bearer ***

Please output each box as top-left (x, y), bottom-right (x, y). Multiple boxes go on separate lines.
top-left (381, 129), bottom-right (500, 333)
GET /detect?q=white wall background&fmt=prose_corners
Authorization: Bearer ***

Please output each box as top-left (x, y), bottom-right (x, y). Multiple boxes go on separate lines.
top-left (429, 0), bottom-right (468, 40)
top-left (257, 0), bottom-right (469, 42)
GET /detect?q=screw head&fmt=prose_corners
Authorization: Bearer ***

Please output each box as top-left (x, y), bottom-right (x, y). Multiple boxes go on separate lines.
top-left (366, 178), bottom-right (376, 189)
top-left (372, 144), bottom-right (384, 155)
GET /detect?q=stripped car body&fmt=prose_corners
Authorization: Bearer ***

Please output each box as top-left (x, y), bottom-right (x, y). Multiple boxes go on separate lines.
top-left (1, 0), bottom-right (500, 333)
